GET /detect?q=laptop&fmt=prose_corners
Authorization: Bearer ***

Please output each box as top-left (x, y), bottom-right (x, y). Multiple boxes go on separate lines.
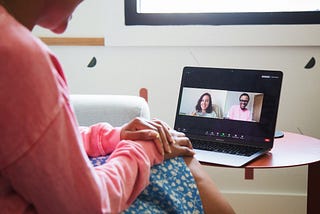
top-left (174, 66), bottom-right (283, 167)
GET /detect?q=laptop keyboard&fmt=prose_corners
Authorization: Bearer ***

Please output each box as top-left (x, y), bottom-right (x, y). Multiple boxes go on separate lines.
top-left (191, 139), bottom-right (261, 157)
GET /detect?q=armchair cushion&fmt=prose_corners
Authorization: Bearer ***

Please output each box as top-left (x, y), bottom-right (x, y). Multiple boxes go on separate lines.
top-left (70, 94), bottom-right (150, 127)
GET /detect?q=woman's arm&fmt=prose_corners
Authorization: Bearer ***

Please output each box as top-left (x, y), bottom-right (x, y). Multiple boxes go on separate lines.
top-left (166, 130), bottom-right (235, 214)
top-left (79, 117), bottom-right (175, 158)
top-left (79, 123), bottom-right (122, 157)
top-left (2, 105), bottom-right (164, 213)
top-left (184, 157), bottom-right (235, 214)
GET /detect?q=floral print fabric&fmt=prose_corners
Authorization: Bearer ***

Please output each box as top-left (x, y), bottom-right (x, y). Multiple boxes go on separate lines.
top-left (90, 156), bottom-right (204, 214)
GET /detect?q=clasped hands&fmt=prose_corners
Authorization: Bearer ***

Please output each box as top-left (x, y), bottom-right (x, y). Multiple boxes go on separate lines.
top-left (120, 117), bottom-right (195, 159)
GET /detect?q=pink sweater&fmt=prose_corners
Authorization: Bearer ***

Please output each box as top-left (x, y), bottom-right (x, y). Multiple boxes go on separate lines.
top-left (0, 6), bottom-right (163, 214)
top-left (227, 105), bottom-right (252, 121)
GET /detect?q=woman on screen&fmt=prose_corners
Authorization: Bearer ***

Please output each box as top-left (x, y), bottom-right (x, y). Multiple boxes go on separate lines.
top-left (191, 93), bottom-right (217, 118)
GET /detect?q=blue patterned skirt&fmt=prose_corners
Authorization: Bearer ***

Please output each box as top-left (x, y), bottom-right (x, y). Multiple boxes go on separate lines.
top-left (90, 156), bottom-right (204, 214)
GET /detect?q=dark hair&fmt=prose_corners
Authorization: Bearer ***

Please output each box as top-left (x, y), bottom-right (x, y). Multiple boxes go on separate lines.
top-left (195, 93), bottom-right (213, 113)
top-left (239, 93), bottom-right (250, 101)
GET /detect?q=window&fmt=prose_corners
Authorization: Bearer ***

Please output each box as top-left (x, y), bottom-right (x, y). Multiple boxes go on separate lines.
top-left (125, 0), bottom-right (320, 25)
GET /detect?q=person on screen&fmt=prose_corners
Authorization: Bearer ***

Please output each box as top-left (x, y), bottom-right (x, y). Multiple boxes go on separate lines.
top-left (191, 93), bottom-right (217, 118)
top-left (227, 93), bottom-right (252, 121)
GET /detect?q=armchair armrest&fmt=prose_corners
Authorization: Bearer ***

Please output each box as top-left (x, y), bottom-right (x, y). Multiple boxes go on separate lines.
top-left (70, 94), bottom-right (150, 127)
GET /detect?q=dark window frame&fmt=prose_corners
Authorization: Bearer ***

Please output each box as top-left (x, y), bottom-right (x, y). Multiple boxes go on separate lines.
top-left (125, 0), bottom-right (320, 26)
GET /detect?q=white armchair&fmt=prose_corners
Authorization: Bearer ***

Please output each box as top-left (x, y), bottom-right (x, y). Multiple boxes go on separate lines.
top-left (70, 94), bottom-right (150, 127)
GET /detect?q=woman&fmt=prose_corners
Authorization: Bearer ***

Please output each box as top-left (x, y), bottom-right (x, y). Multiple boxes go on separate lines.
top-left (192, 93), bottom-right (217, 118)
top-left (0, 1), bottom-right (234, 213)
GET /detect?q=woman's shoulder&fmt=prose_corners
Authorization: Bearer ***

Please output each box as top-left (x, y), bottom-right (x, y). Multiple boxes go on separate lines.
top-left (207, 112), bottom-right (216, 117)
top-left (0, 11), bottom-right (49, 63)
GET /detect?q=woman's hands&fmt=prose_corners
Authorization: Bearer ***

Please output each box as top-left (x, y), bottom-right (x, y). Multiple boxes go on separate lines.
top-left (120, 117), bottom-right (195, 158)
top-left (164, 129), bottom-right (195, 160)
top-left (120, 117), bottom-right (174, 155)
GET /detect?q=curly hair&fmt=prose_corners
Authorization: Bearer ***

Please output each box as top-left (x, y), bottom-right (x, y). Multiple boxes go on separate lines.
top-left (195, 93), bottom-right (213, 113)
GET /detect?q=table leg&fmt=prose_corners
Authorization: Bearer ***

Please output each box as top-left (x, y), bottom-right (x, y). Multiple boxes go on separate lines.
top-left (307, 161), bottom-right (320, 214)
top-left (245, 168), bottom-right (254, 180)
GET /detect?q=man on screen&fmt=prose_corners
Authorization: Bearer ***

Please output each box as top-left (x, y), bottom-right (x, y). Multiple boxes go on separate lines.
top-left (227, 93), bottom-right (252, 121)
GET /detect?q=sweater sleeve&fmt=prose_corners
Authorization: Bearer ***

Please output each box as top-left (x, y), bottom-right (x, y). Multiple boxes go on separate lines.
top-left (2, 104), bottom-right (164, 214)
top-left (79, 123), bottom-right (164, 210)
top-left (95, 139), bottom-right (164, 211)
top-left (79, 122), bottom-right (165, 210)
top-left (79, 123), bottom-right (122, 157)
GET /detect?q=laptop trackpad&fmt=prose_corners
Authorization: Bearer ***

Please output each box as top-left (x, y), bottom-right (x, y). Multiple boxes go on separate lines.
top-left (194, 149), bottom-right (263, 167)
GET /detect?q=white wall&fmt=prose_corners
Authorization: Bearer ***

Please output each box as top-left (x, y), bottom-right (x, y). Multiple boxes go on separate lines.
top-left (33, 0), bottom-right (320, 213)
top-left (43, 46), bottom-right (320, 139)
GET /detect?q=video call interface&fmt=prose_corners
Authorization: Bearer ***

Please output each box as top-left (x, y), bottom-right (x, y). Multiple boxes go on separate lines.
top-left (174, 67), bottom-right (283, 145)
top-left (179, 88), bottom-right (263, 123)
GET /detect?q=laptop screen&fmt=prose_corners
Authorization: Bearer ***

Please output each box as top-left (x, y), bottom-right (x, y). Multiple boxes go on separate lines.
top-left (174, 67), bottom-right (283, 148)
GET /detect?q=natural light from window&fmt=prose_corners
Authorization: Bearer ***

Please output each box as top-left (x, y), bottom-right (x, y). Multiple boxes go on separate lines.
top-left (138, 0), bottom-right (320, 13)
